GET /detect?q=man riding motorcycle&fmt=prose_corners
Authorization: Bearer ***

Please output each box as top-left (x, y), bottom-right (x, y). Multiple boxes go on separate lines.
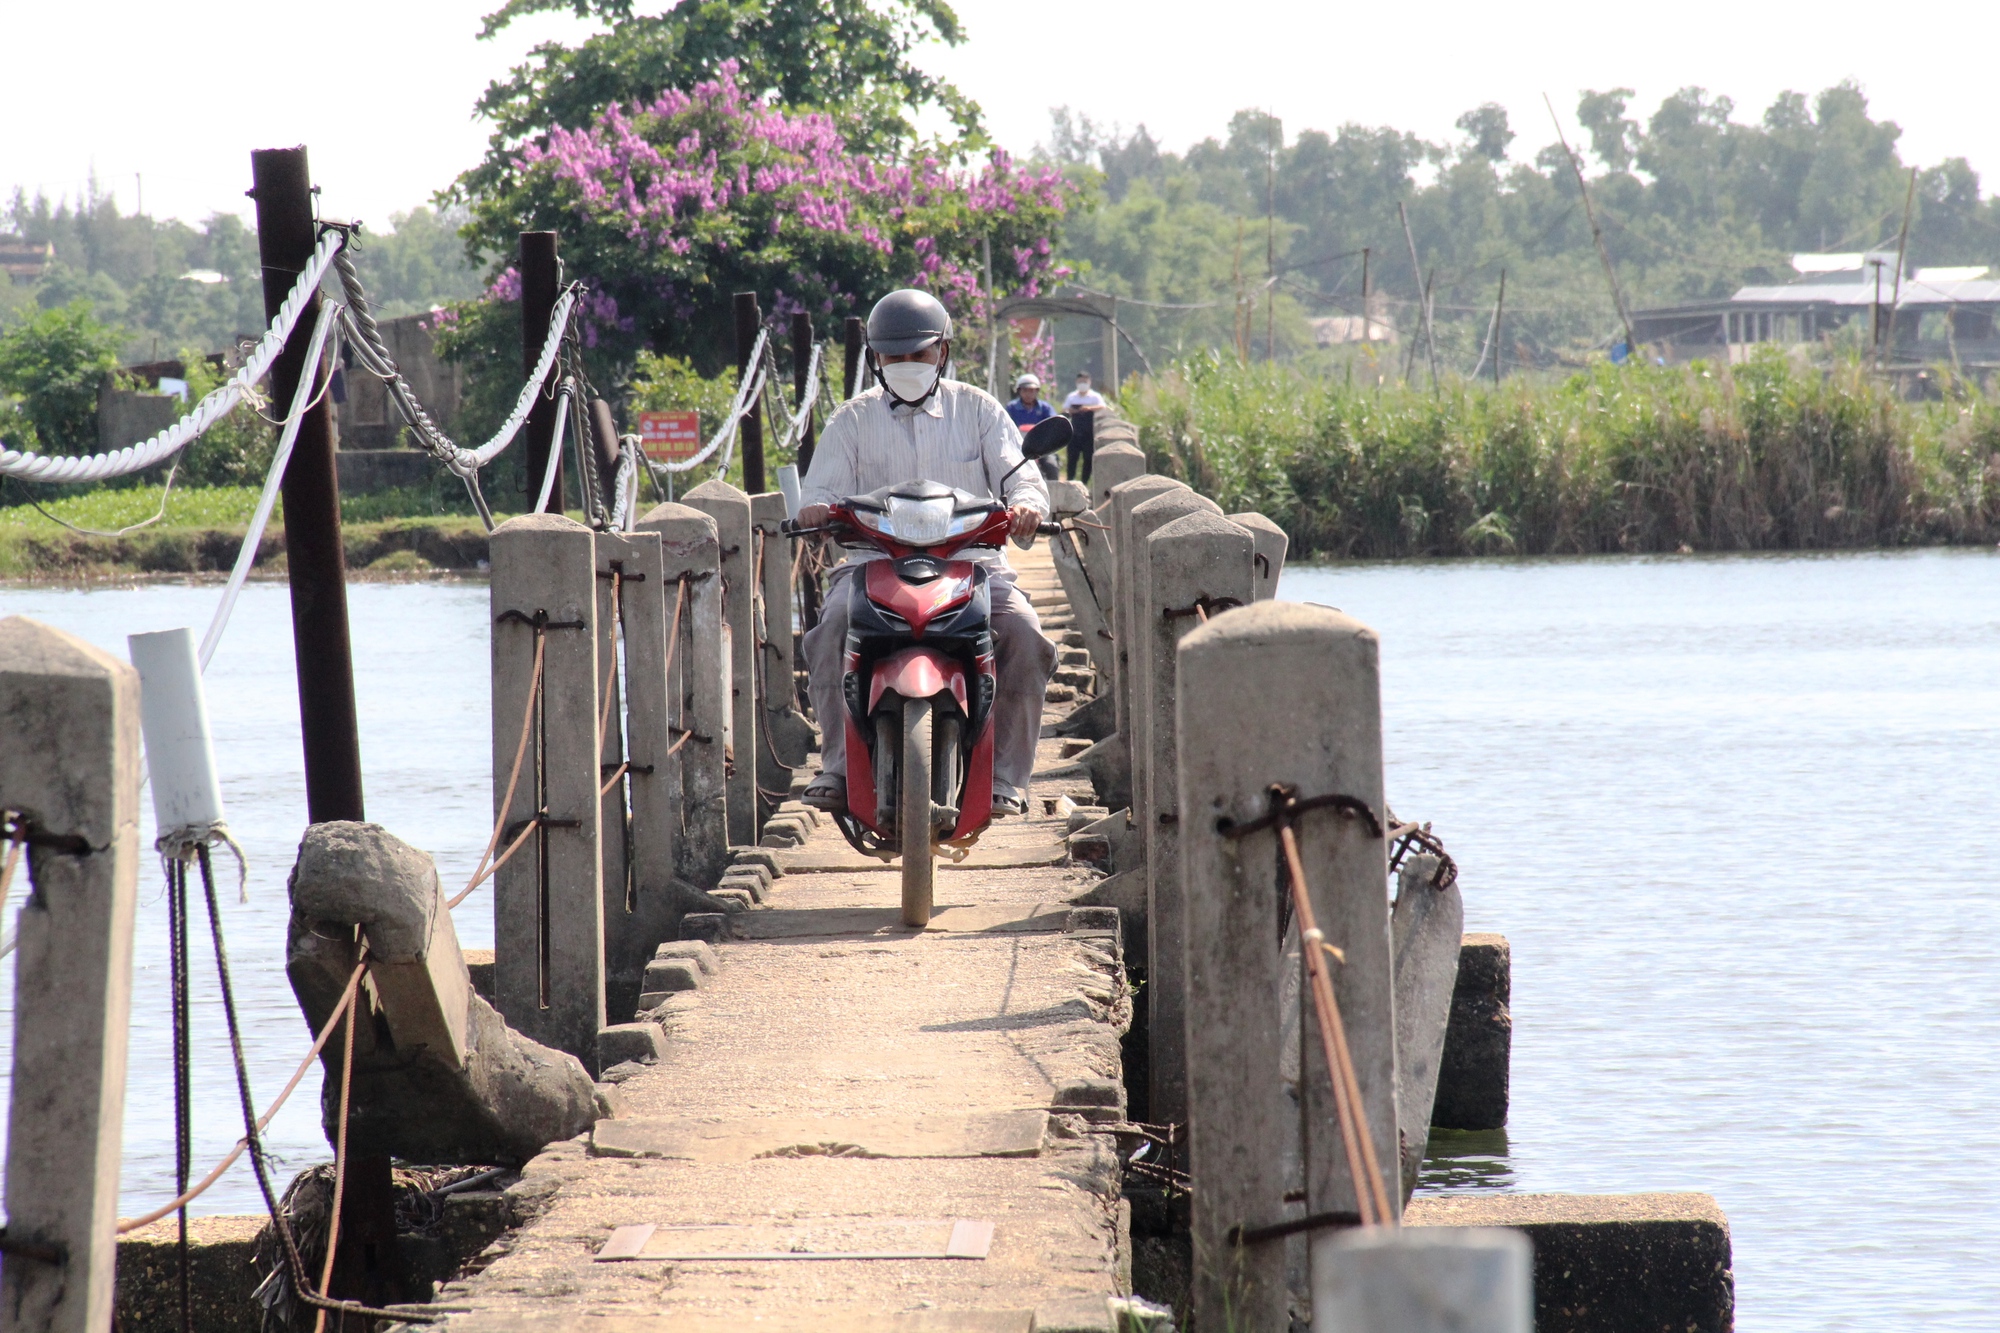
top-left (795, 289), bottom-right (1058, 818)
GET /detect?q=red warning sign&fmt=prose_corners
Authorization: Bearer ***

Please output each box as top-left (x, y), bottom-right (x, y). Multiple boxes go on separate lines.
top-left (637, 410), bottom-right (701, 464)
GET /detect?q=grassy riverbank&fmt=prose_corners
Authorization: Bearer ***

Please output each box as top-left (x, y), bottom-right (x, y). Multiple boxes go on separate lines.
top-left (1122, 351), bottom-right (2000, 558)
top-left (0, 484), bottom-right (492, 580)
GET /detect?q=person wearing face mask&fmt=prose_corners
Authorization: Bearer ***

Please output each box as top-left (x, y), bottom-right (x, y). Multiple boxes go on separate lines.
top-left (1061, 371), bottom-right (1106, 482)
top-left (795, 289), bottom-right (1057, 819)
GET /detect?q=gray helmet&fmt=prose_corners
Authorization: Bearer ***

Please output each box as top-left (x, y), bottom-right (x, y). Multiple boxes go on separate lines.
top-left (866, 289), bottom-right (953, 356)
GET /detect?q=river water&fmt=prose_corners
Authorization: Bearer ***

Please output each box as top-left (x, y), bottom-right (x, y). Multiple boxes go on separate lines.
top-left (4, 549), bottom-right (1999, 1330)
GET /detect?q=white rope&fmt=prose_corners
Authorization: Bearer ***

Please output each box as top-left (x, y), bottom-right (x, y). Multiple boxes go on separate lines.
top-left (0, 232), bottom-right (344, 483)
top-left (197, 300), bottom-right (341, 670)
top-left (610, 445), bottom-right (638, 531)
top-left (531, 379), bottom-right (575, 515)
top-left (644, 328), bottom-right (769, 476)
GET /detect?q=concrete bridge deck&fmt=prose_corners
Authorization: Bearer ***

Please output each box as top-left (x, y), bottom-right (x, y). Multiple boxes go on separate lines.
top-left (439, 548), bottom-right (1136, 1332)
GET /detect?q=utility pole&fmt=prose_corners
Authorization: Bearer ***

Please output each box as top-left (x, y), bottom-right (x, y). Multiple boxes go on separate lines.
top-left (1233, 218), bottom-right (1248, 364)
top-left (843, 315), bottom-right (864, 399)
top-left (1881, 166), bottom-right (1918, 369)
top-left (983, 234), bottom-right (999, 396)
top-left (1399, 202), bottom-right (1439, 387)
top-left (791, 311), bottom-right (817, 475)
top-left (1545, 94), bottom-right (1637, 359)
top-left (250, 145), bottom-right (408, 1311)
top-left (1360, 246), bottom-right (1370, 340)
top-left (520, 231), bottom-right (562, 512)
top-left (1266, 113), bottom-right (1277, 362)
top-left (1492, 268), bottom-right (1506, 385)
top-left (733, 293), bottom-right (767, 493)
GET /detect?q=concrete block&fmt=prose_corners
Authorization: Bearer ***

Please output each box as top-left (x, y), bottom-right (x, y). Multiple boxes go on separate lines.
top-left (710, 886), bottom-right (755, 909)
top-left (730, 846), bottom-right (784, 876)
top-left (1138, 510), bottom-right (1253, 1131)
top-left (1178, 601), bottom-right (1399, 1331)
top-left (1312, 1227), bottom-right (1530, 1333)
top-left (776, 800), bottom-right (822, 829)
top-left (653, 939), bottom-right (719, 974)
top-left (597, 1022), bottom-right (670, 1068)
top-left (1227, 510), bottom-right (1289, 600)
top-left (594, 529), bottom-right (679, 1029)
top-left (1068, 833), bottom-right (1112, 869)
top-left (292, 821), bottom-right (471, 1068)
top-left (1104, 476), bottom-right (1186, 804)
top-left (115, 1216), bottom-right (265, 1333)
top-left (0, 617), bottom-right (140, 1333)
top-left (635, 502), bottom-right (731, 886)
top-left (1405, 1193), bottom-right (1734, 1333)
top-left (1047, 478), bottom-right (1092, 515)
top-left (1053, 691), bottom-right (1114, 741)
top-left (642, 958), bottom-right (702, 993)
top-left (489, 513), bottom-right (605, 1070)
top-left (463, 947), bottom-right (495, 1000)
top-left (681, 479), bottom-right (760, 847)
top-left (680, 913), bottom-right (729, 942)
top-left (1090, 440), bottom-right (1147, 509)
top-left (720, 860), bottom-right (774, 891)
top-left (1390, 853), bottom-right (1464, 1198)
top-left (285, 826), bottom-right (600, 1164)
top-left (1049, 525), bottom-right (1115, 677)
top-left (1434, 933), bottom-right (1512, 1130)
top-left (1124, 489), bottom-right (1221, 848)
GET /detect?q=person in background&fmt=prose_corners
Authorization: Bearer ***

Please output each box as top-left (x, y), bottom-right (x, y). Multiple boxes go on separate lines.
top-left (1005, 374), bottom-right (1060, 478)
top-left (1061, 371), bottom-right (1107, 482)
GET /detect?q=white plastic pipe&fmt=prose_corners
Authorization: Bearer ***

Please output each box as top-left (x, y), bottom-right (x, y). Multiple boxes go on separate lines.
top-left (776, 464), bottom-right (803, 520)
top-left (129, 628), bottom-right (226, 835)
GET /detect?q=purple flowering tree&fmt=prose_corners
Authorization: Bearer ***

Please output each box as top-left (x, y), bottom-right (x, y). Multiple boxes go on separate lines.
top-left (451, 62), bottom-right (1076, 378)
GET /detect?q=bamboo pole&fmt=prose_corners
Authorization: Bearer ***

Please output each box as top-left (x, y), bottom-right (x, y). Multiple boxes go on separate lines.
top-left (1544, 94), bottom-right (1638, 359)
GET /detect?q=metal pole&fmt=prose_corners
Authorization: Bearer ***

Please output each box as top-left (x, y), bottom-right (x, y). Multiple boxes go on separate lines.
top-left (983, 235), bottom-right (998, 397)
top-left (843, 315), bottom-right (864, 400)
top-left (521, 231), bottom-right (562, 513)
top-left (734, 292), bottom-right (766, 494)
top-left (791, 311), bottom-right (817, 475)
top-left (251, 147), bottom-right (364, 826)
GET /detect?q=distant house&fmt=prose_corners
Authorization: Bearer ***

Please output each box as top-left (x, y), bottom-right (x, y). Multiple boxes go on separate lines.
top-left (1632, 254), bottom-right (2000, 367)
top-left (0, 235), bottom-right (54, 282)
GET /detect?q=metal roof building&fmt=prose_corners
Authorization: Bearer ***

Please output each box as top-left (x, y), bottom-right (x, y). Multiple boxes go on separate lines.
top-left (1632, 255), bottom-right (2000, 369)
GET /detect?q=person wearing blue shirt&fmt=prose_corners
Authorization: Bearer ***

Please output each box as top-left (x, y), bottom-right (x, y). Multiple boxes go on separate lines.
top-left (1005, 374), bottom-right (1058, 477)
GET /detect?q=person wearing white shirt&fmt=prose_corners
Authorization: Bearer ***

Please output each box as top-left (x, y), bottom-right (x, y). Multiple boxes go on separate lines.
top-left (796, 290), bottom-right (1058, 817)
top-left (1060, 372), bottom-right (1107, 481)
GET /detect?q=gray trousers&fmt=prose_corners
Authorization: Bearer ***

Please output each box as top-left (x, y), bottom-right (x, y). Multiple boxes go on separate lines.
top-left (803, 564), bottom-right (1058, 800)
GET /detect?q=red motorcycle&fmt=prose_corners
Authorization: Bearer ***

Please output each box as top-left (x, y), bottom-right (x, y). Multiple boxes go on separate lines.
top-left (789, 416), bottom-right (1070, 925)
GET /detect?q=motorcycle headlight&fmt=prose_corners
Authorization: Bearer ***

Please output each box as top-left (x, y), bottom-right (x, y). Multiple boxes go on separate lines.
top-left (884, 494), bottom-right (954, 546)
top-left (946, 509), bottom-right (991, 537)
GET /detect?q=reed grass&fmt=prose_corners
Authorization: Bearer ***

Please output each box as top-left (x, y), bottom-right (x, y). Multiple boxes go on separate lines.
top-left (1120, 350), bottom-right (2000, 558)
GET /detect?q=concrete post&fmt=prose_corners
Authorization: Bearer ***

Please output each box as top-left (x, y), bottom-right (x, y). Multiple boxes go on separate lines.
top-left (750, 493), bottom-right (813, 795)
top-left (681, 479), bottom-right (759, 847)
top-left (636, 503), bottom-right (731, 886)
top-left (1044, 484), bottom-right (1114, 679)
top-left (1312, 1228), bottom-right (1530, 1333)
top-left (595, 531), bottom-right (679, 1021)
top-left (1228, 511), bottom-right (1290, 600)
top-left (1178, 601), bottom-right (1401, 1330)
top-left (0, 617), bottom-right (140, 1333)
top-left (1103, 476), bottom-right (1185, 808)
top-left (489, 515), bottom-right (605, 1071)
top-left (1124, 489), bottom-right (1221, 846)
top-left (1139, 512), bottom-right (1254, 1132)
top-left (1091, 441), bottom-right (1147, 510)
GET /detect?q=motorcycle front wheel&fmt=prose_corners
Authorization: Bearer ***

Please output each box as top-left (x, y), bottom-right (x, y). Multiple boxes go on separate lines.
top-left (900, 695), bottom-right (936, 926)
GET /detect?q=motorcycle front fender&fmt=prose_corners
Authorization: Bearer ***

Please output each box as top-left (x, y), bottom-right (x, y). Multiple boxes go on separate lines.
top-left (867, 647), bottom-right (969, 717)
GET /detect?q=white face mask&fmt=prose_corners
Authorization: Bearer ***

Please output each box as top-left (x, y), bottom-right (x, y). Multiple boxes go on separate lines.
top-left (880, 359), bottom-right (941, 403)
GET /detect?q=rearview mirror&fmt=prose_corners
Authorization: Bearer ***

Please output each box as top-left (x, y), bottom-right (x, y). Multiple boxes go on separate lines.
top-left (1021, 414), bottom-right (1073, 459)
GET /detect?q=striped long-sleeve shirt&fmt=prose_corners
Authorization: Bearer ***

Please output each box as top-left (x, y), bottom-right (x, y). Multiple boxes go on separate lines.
top-left (801, 379), bottom-right (1051, 570)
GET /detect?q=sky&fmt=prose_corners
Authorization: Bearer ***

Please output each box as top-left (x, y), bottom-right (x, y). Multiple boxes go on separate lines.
top-left (5, 0), bottom-right (1998, 243)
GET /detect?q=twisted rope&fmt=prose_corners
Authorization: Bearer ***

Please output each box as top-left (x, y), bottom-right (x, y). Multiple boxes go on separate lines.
top-left (1, 232), bottom-right (344, 482)
top-left (643, 328), bottom-right (769, 477)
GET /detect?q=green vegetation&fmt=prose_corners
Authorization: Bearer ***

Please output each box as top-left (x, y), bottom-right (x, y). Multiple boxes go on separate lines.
top-left (1047, 86), bottom-right (2000, 373)
top-left (1121, 351), bottom-right (2000, 557)
top-left (0, 301), bottom-right (125, 450)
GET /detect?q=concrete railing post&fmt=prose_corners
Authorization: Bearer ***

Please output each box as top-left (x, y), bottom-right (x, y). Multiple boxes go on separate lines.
top-left (594, 530), bottom-right (679, 1021)
top-left (637, 503), bottom-right (731, 886)
top-left (489, 515), bottom-right (606, 1071)
top-left (750, 493), bottom-right (813, 798)
top-left (1313, 1229), bottom-right (1530, 1333)
top-left (1178, 601), bottom-right (1401, 1330)
top-left (1046, 481), bottom-right (1115, 678)
top-left (681, 479), bottom-right (760, 846)
top-left (1103, 476), bottom-right (1185, 810)
top-left (1090, 440), bottom-right (1147, 511)
top-left (0, 617), bottom-right (141, 1333)
top-left (1139, 511), bottom-right (1254, 1131)
top-left (1228, 511), bottom-right (1290, 600)
top-left (1125, 489), bottom-right (1221, 851)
